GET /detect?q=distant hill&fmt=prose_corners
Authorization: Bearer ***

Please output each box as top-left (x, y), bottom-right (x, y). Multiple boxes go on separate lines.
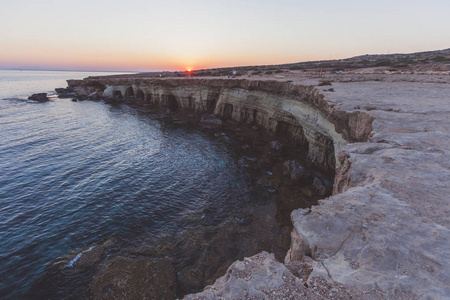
top-left (189, 48), bottom-right (450, 77)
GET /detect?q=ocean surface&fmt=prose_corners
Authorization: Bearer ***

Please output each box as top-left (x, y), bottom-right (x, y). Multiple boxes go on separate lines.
top-left (0, 70), bottom-right (265, 298)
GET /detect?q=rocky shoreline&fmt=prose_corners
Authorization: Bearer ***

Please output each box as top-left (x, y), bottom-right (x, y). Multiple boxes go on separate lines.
top-left (29, 81), bottom-right (337, 298)
top-left (32, 73), bottom-right (449, 299)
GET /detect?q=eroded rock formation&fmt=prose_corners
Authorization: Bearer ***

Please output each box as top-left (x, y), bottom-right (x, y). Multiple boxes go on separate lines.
top-left (68, 78), bottom-right (373, 172)
top-left (65, 75), bottom-right (450, 299)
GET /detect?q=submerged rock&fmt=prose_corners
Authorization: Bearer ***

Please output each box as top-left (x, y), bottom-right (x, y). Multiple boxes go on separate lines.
top-left (200, 114), bottom-right (222, 125)
top-left (90, 256), bottom-right (176, 299)
top-left (267, 140), bottom-right (284, 152)
top-left (28, 93), bottom-right (49, 102)
top-left (282, 160), bottom-right (310, 181)
top-left (55, 87), bottom-right (77, 98)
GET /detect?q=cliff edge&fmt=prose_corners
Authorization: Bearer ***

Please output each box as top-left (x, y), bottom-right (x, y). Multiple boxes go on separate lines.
top-left (67, 74), bottom-right (450, 299)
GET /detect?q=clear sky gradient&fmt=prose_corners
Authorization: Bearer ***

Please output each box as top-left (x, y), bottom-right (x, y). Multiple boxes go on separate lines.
top-left (1, 0), bottom-right (449, 72)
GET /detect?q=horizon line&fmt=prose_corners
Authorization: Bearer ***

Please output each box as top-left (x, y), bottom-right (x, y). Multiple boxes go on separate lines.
top-left (2, 47), bottom-right (449, 74)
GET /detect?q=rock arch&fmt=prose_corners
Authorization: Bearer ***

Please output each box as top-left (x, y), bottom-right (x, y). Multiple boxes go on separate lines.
top-left (135, 90), bottom-right (144, 102)
top-left (125, 86), bottom-right (135, 100)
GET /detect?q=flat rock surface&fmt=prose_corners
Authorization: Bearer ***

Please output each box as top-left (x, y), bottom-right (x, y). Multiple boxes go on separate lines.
top-left (184, 252), bottom-right (385, 300)
top-left (68, 72), bottom-right (449, 298)
top-left (295, 79), bottom-right (450, 298)
top-left (186, 74), bottom-right (450, 299)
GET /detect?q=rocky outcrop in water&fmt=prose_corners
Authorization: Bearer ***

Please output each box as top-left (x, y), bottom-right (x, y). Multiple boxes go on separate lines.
top-left (55, 87), bottom-right (77, 98)
top-left (28, 93), bottom-right (49, 102)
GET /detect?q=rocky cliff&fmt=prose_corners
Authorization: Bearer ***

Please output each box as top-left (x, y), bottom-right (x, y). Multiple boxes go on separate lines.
top-left (67, 75), bottom-right (450, 299)
top-left (67, 78), bottom-right (373, 173)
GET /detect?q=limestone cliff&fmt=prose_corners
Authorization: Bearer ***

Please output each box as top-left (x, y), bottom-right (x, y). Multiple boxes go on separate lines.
top-left (67, 78), bottom-right (373, 172)
top-left (67, 75), bottom-right (450, 299)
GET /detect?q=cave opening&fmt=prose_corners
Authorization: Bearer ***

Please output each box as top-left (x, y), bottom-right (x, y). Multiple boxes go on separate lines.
top-left (145, 94), bottom-right (152, 104)
top-left (188, 96), bottom-right (194, 109)
top-left (252, 109), bottom-right (258, 124)
top-left (113, 91), bottom-right (122, 101)
top-left (206, 92), bottom-right (220, 113)
top-left (135, 90), bottom-right (144, 102)
top-left (168, 95), bottom-right (178, 112)
top-left (125, 86), bottom-right (135, 100)
top-left (240, 108), bottom-right (251, 123)
top-left (275, 120), bottom-right (290, 137)
top-left (223, 103), bottom-right (233, 119)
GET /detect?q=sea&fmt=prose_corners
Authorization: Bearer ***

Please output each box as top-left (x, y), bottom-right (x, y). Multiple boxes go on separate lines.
top-left (0, 70), bottom-right (267, 298)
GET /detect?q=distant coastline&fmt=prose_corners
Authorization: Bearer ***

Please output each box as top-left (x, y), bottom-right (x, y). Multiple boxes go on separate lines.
top-left (3, 48), bottom-right (448, 75)
top-left (0, 67), bottom-right (137, 73)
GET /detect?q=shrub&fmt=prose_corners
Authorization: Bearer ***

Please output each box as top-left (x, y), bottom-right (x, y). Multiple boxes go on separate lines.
top-left (432, 56), bottom-right (449, 62)
top-left (374, 59), bottom-right (393, 67)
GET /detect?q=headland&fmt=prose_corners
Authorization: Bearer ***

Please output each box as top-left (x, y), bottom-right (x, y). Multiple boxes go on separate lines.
top-left (38, 50), bottom-right (450, 299)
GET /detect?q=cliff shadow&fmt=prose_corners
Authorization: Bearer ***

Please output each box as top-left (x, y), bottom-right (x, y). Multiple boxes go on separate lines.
top-left (113, 91), bottom-right (123, 101)
top-left (168, 94), bottom-right (178, 112)
top-left (125, 86), bottom-right (135, 102)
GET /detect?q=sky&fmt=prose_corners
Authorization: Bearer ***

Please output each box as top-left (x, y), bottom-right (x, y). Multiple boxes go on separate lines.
top-left (0, 0), bottom-right (449, 72)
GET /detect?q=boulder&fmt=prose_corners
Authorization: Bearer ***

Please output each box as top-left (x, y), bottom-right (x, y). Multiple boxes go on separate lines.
top-left (59, 92), bottom-right (77, 98)
top-left (267, 140), bottom-right (284, 152)
top-left (87, 91), bottom-right (102, 100)
top-left (185, 251), bottom-right (383, 299)
top-left (90, 256), bottom-right (176, 299)
top-left (200, 114), bottom-right (222, 125)
top-left (55, 87), bottom-right (73, 93)
top-left (311, 176), bottom-right (333, 196)
top-left (55, 87), bottom-right (77, 98)
top-left (184, 252), bottom-right (306, 299)
top-left (28, 93), bottom-right (49, 102)
top-left (282, 160), bottom-right (310, 181)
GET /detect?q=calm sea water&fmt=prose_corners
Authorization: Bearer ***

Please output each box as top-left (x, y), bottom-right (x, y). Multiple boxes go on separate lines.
top-left (0, 70), bottom-right (261, 298)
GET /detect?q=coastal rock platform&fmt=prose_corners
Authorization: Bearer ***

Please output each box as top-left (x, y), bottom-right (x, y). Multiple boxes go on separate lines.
top-left (66, 73), bottom-right (450, 299)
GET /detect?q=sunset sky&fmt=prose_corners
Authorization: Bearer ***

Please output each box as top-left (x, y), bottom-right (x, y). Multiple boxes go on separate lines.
top-left (1, 0), bottom-right (449, 72)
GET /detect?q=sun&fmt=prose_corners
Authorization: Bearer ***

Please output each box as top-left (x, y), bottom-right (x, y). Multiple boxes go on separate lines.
top-left (187, 68), bottom-right (192, 72)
